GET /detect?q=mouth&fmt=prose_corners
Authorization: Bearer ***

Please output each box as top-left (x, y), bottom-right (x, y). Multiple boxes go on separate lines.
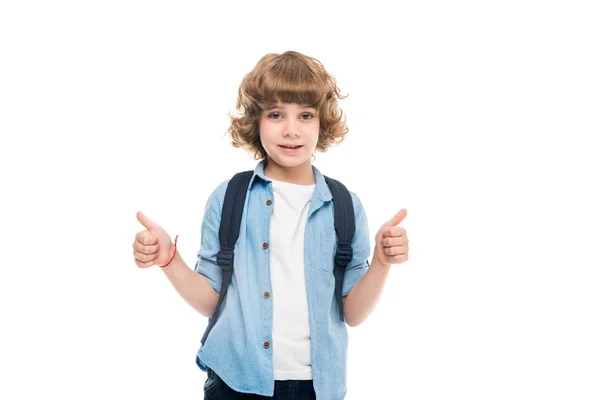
top-left (278, 144), bottom-right (303, 154)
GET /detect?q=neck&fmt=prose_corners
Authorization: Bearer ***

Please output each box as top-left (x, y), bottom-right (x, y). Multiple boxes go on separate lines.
top-left (263, 158), bottom-right (316, 185)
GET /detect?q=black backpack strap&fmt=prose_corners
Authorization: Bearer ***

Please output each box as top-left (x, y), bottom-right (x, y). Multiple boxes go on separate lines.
top-left (201, 170), bottom-right (253, 344)
top-left (324, 176), bottom-right (356, 321)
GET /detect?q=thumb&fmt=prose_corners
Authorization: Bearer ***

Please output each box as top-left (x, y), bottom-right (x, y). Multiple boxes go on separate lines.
top-left (136, 211), bottom-right (158, 231)
top-left (385, 208), bottom-right (407, 226)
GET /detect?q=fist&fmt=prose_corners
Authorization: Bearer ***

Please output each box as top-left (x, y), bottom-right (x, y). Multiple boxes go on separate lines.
top-left (132, 211), bottom-right (174, 268)
top-left (373, 208), bottom-right (409, 267)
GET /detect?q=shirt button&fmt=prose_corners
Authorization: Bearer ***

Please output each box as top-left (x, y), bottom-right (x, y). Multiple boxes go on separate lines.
top-left (262, 242), bottom-right (269, 249)
top-left (266, 199), bottom-right (272, 206)
top-left (263, 341), bottom-right (270, 349)
top-left (264, 291), bottom-right (270, 299)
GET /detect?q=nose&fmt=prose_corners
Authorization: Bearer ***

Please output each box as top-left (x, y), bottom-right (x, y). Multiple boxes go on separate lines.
top-left (283, 118), bottom-right (298, 137)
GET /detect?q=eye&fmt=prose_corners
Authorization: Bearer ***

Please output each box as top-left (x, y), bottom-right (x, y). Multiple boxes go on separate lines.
top-left (300, 113), bottom-right (314, 120)
top-left (268, 112), bottom-right (282, 120)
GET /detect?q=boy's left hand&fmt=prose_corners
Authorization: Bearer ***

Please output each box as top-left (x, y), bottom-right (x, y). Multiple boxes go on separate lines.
top-left (373, 208), bottom-right (409, 267)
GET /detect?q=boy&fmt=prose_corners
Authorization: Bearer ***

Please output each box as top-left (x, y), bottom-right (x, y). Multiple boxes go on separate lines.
top-left (133, 50), bottom-right (409, 399)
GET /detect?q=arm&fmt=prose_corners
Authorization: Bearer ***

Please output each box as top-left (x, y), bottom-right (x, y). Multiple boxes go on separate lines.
top-left (343, 208), bottom-right (409, 327)
top-left (156, 180), bottom-right (228, 318)
top-left (343, 258), bottom-right (391, 327)
top-left (160, 250), bottom-right (219, 318)
top-left (171, 179), bottom-right (229, 317)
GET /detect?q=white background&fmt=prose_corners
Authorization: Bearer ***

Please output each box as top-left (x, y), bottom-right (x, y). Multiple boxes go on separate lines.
top-left (1, 1), bottom-right (599, 399)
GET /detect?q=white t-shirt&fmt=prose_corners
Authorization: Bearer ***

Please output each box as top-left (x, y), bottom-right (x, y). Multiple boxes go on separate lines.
top-left (269, 178), bottom-right (316, 380)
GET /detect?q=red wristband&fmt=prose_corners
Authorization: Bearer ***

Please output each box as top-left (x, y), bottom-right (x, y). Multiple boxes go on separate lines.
top-left (159, 235), bottom-right (179, 268)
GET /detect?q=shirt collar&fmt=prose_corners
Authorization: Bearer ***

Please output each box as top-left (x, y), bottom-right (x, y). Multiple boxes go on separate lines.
top-left (248, 159), bottom-right (332, 202)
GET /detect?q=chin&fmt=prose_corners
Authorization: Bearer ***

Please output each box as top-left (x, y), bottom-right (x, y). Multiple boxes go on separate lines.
top-left (276, 158), bottom-right (308, 168)
top-left (268, 154), bottom-right (311, 168)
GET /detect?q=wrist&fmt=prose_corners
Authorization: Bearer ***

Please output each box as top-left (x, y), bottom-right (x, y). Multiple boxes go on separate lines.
top-left (159, 235), bottom-right (179, 268)
top-left (370, 256), bottom-right (392, 272)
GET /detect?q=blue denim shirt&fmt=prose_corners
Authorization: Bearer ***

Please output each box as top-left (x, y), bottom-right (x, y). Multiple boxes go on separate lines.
top-left (194, 160), bottom-right (371, 399)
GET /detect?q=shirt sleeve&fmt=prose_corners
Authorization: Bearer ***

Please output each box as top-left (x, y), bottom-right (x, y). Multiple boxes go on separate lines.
top-left (342, 191), bottom-right (371, 297)
top-left (193, 180), bottom-right (229, 293)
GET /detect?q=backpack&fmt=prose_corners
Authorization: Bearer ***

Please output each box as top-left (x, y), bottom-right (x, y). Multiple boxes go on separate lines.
top-left (201, 170), bottom-right (355, 345)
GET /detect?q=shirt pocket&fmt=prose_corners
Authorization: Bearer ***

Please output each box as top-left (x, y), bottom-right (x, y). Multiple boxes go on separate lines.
top-left (319, 230), bottom-right (337, 274)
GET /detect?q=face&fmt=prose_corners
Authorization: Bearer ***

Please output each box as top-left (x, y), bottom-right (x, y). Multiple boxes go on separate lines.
top-left (259, 101), bottom-right (320, 172)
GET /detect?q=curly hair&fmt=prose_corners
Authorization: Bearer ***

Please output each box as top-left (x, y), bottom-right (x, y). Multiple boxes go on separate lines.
top-left (227, 51), bottom-right (349, 160)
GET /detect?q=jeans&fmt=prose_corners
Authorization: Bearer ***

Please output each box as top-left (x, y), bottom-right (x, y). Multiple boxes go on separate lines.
top-left (204, 369), bottom-right (317, 400)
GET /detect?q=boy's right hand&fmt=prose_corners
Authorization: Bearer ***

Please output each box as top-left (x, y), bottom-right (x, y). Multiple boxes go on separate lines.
top-left (133, 211), bottom-right (174, 268)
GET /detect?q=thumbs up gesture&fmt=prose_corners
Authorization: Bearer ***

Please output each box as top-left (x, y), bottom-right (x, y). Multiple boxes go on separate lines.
top-left (373, 208), bottom-right (410, 267)
top-left (132, 211), bottom-right (175, 268)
